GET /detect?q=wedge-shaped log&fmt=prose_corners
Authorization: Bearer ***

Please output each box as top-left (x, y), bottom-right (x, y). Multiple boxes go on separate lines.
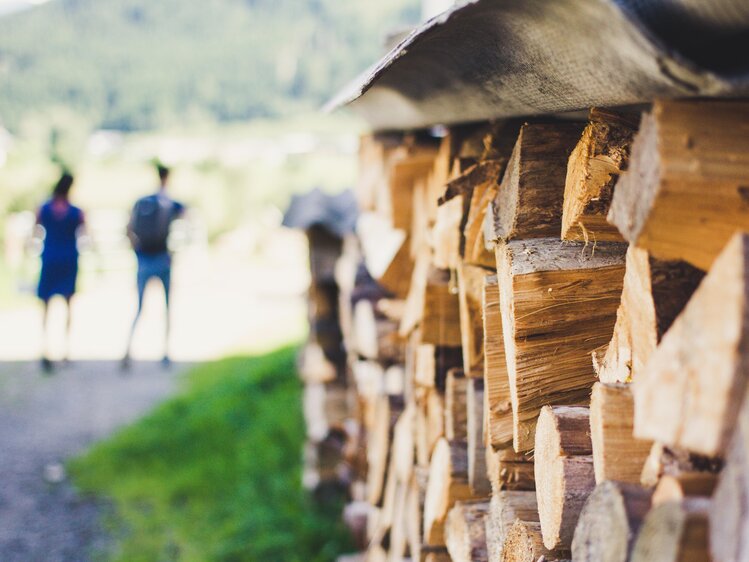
top-left (571, 481), bottom-right (653, 562)
top-left (501, 519), bottom-right (570, 562)
top-left (367, 394), bottom-right (405, 505)
top-left (358, 211), bottom-right (413, 299)
top-left (562, 108), bottom-right (637, 242)
top-left (458, 263), bottom-right (489, 374)
top-left (496, 238), bottom-right (626, 450)
top-left (595, 246), bottom-right (703, 384)
top-left (710, 398), bottom-right (749, 562)
top-left (423, 438), bottom-right (475, 546)
top-left (491, 122), bottom-right (584, 241)
top-left (466, 377), bottom-right (490, 496)
top-left (462, 161), bottom-right (505, 268)
top-left (652, 472), bottom-right (716, 506)
top-left (482, 274), bottom-right (513, 450)
top-left (630, 498), bottom-right (711, 562)
top-left (535, 406), bottom-right (596, 550)
top-left (590, 382), bottom-right (652, 484)
top-left (486, 445), bottom-right (535, 493)
top-left (608, 99), bottom-right (749, 270)
top-left (403, 265), bottom-right (463, 346)
top-left (445, 500), bottom-right (490, 562)
top-left (634, 232), bottom-right (749, 456)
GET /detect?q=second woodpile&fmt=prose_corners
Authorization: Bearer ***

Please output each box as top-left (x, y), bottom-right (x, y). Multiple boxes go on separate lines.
top-left (300, 99), bottom-right (749, 561)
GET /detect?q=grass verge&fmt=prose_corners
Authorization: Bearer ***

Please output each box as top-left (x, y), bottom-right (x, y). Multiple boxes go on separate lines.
top-left (69, 346), bottom-right (352, 562)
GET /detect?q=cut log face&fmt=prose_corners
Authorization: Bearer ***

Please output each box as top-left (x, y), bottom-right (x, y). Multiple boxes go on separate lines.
top-left (487, 490), bottom-right (539, 561)
top-left (630, 498), bottom-right (711, 562)
top-left (562, 108), bottom-right (637, 242)
top-left (501, 519), bottom-right (570, 562)
top-left (571, 481), bottom-right (653, 562)
top-left (590, 382), bottom-right (652, 484)
top-left (496, 238), bottom-right (626, 450)
top-left (491, 122), bottom-right (585, 241)
top-left (633, 232), bottom-right (749, 457)
top-left (597, 246), bottom-right (703, 384)
top-left (445, 500), bottom-right (490, 562)
top-left (482, 274), bottom-right (514, 450)
top-left (534, 406), bottom-right (596, 551)
top-left (608, 99), bottom-right (749, 271)
top-left (466, 378), bottom-right (491, 496)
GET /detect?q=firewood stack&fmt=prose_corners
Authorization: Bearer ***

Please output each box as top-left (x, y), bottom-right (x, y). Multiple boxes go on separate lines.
top-left (309, 99), bottom-right (749, 561)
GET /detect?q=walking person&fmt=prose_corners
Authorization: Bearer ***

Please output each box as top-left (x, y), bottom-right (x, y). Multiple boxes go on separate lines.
top-left (36, 172), bottom-right (85, 373)
top-left (122, 163), bottom-right (185, 370)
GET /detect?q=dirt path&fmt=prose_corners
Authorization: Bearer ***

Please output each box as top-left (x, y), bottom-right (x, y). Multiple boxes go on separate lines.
top-left (0, 359), bottom-right (184, 561)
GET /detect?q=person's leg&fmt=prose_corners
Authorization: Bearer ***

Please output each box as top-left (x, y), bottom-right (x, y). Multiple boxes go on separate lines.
top-left (160, 260), bottom-right (172, 366)
top-left (123, 260), bottom-right (148, 368)
top-left (63, 296), bottom-right (72, 364)
top-left (40, 298), bottom-right (53, 372)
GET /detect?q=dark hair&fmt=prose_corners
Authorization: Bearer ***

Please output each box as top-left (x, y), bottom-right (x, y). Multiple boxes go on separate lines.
top-left (52, 172), bottom-right (74, 198)
top-left (157, 163), bottom-right (170, 182)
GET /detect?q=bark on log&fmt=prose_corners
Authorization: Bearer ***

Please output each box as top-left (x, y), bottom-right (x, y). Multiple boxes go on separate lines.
top-left (445, 500), bottom-right (490, 562)
top-left (501, 519), bottom-right (570, 562)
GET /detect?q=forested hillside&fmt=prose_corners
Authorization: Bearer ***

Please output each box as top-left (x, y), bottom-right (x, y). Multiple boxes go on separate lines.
top-left (0, 0), bottom-right (419, 131)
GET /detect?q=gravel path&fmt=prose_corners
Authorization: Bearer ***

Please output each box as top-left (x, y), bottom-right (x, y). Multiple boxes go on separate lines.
top-left (0, 360), bottom-right (185, 562)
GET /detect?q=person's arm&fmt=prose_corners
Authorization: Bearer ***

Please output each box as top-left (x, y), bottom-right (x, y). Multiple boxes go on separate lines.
top-left (126, 202), bottom-right (138, 249)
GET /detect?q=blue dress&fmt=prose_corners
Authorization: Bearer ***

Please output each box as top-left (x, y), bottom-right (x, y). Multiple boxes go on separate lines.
top-left (37, 200), bottom-right (84, 301)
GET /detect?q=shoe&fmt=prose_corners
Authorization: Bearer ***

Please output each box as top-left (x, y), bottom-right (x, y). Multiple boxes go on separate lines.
top-left (120, 354), bottom-right (132, 373)
top-left (40, 357), bottom-right (54, 375)
top-left (161, 355), bottom-right (172, 370)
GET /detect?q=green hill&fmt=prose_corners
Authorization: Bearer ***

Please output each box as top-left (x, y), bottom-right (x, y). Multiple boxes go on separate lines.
top-left (0, 0), bottom-right (419, 131)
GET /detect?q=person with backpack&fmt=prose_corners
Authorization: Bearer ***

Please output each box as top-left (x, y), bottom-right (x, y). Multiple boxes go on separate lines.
top-left (122, 163), bottom-right (185, 370)
top-left (36, 171), bottom-right (85, 373)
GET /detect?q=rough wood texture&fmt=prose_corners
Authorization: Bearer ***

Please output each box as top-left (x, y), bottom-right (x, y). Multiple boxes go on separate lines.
top-left (501, 519), bottom-right (570, 562)
top-left (491, 122), bottom-right (585, 241)
top-left (487, 491), bottom-right (539, 561)
top-left (358, 211), bottom-right (413, 299)
top-left (608, 99), bottom-right (749, 270)
top-left (445, 500), bottom-right (490, 562)
top-left (710, 398), bottom-right (749, 562)
top-left (432, 195), bottom-right (465, 269)
top-left (630, 498), bottom-right (711, 562)
top-left (634, 232), bottom-right (749, 457)
top-left (534, 406), bottom-right (596, 550)
top-left (421, 267), bottom-right (463, 346)
top-left (590, 382), bottom-right (652, 484)
top-left (496, 238), bottom-right (626, 450)
top-left (486, 445), bottom-right (536, 493)
top-left (386, 149), bottom-right (436, 230)
top-left (562, 108), bottom-right (637, 242)
top-left (652, 473), bottom-right (717, 506)
top-left (446, 369), bottom-right (468, 441)
top-left (423, 438), bottom-right (475, 546)
top-left (367, 395), bottom-right (405, 505)
top-left (571, 481), bottom-right (653, 562)
top-left (596, 246), bottom-right (703, 384)
top-left (639, 443), bottom-right (723, 489)
top-left (458, 263), bottom-right (489, 374)
top-left (466, 377), bottom-right (491, 496)
top-left (462, 161), bottom-right (505, 268)
top-left (482, 274), bottom-right (513, 450)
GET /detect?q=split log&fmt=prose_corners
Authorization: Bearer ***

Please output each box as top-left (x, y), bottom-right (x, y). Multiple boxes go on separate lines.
top-left (639, 443), bottom-right (723, 489)
top-left (710, 396), bottom-right (749, 562)
top-left (608, 99), bottom-right (749, 270)
top-left (462, 161), bottom-right (505, 268)
top-left (486, 490), bottom-right (539, 561)
top-left (496, 238), bottom-right (626, 450)
top-left (423, 438), bottom-right (475, 546)
top-left (405, 474), bottom-right (424, 561)
top-left (595, 246), bottom-right (703, 384)
top-left (482, 274), bottom-right (513, 450)
top-left (561, 108), bottom-right (637, 242)
top-left (490, 122), bottom-right (585, 241)
top-left (486, 445), bottom-right (536, 493)
top-left (634, 232), bottom-right (749, 457)
top-left (357, 211), bottom-right (413, 299)
top-left (630, 498), bottom-right (711, 562)
top-left (501, 519), bottom-right (570, 562)
top-left (352, 299), bottom-right (404, 363)
top-left (457, 263), bottom-right (489, 374)
top-left (466, 377), bottom-right (491, 496)
top-left (571, 481), bottom-right (653, 562)
top-left (445, 369), bottom-right (468, 441)
top-left (392, 405), bottom-right (416, 483)
top-left (535, 406), bottom-right (595, 551)
top-left (590, 382), bottom-right (652, 484)
top-left (423, 550), bottom-right (451, 562)
top-left (385, 148), bottom-right (436, 230)
top-left (414, 344), bottom-right (463, 389)
top-left (432, 195), bottom-right (465, 270)
top-left (367, 395), bottom-right (405, 505)
top-left (445, 500), bottom-right (490, 562)
top-left (652, 473), bottom-right (717, 506)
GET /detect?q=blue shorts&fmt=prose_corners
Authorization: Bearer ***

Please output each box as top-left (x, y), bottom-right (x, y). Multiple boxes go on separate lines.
top-left (136, 253), bottom-right (171, 306)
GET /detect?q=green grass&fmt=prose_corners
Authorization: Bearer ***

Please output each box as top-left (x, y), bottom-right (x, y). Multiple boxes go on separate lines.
top-left (69, 346), bottom-right (352, 562)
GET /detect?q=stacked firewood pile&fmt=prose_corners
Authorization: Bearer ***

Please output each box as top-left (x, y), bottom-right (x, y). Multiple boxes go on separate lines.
top-left (306, 99), bottom-right (749, 561)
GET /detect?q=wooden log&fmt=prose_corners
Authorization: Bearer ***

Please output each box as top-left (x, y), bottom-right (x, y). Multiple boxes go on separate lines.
top-left (352, 299), bottom-right (405, 363)
top-left (630, 498), bottom-right (711, 562)
top-left (357, 211), bottom-right (413, 299)
top-left (445, 500), bottom-right (490, 562)
top-left (414, 344), bottom-right (464, 389)
top-left (457, 263), bottom-right (489, 374)
top-left (445, 369), bottom-right (468, 441)
top-left (482, 274), bottom-right (513, 450)
top-left (633, 232), bottom-right (749, 456)
top-left (652, 473), bottom-right (717, 506)
top-left (405, 473), bottom-right (424, 561)
top-left (486, 445), bottom-right (536, 493)
top-left (496, 238), bottom-right (626, 450)
top-left (710, 397), bottom-right (749, 562)
top-left (423, 550), bottom-right (451, 562)
top-left (590, 382), bottom-right (652, 484)
top-left (385, 148), bottom-right (437, 230)
top-left (595, 246), bottom-right (703, 384)
top-left (392, 405), bottom-right (416, 483)
top-left (571, 481), bottom-right (653, 562)
top-left (466, 377), bottom-right (491, 496)
top-left (462, 160), bottom-right (505, 268)
top-left (423, 438), bottom-right (475, 546)
top-left (561, 108), bottom-right (637, 242)
top-left (367, 395), bottom-right (405, 505)
top-left (640, 442), bottom-right (723, 489)
top-left (608, 99), bottom-right (749, 271)
top-left (501, 519), bottom-right (570, 562)
top-left (490, 122), bottom-right (585, 241)
top-left (486, 490), bottom-right (540, 561)
top-left (432, 195), bottom-right (465, 270)
top-left (535, 406), bottom-right (596, 551)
